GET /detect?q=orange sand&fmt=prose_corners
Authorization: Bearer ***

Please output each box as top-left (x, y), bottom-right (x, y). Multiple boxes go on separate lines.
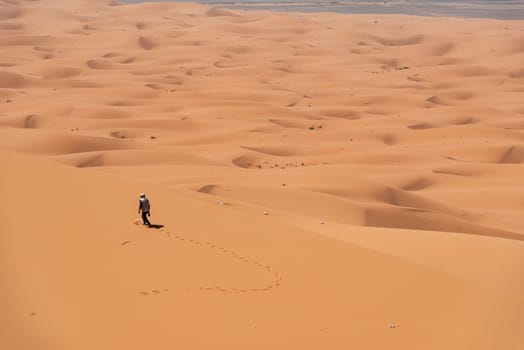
top-left (1, 0), bottom-right (524, 349)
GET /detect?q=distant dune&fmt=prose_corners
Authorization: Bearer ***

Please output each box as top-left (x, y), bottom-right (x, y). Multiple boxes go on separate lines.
top-left (1, 0), bottom-right (523, 349)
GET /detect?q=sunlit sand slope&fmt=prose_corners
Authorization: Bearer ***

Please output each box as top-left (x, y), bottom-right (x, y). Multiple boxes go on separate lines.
top-left (2, 150), bottom-right (524, 349)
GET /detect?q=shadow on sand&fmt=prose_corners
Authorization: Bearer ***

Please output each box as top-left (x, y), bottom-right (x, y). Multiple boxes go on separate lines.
top-left (148, 224), bottom-right (164, 229)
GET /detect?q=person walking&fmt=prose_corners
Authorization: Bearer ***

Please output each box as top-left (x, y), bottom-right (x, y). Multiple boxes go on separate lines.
top-left (138, 193), bottom-right (152, 227)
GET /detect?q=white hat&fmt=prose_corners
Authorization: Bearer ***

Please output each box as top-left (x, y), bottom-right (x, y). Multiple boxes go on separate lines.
top-left (140, 193), bottom-right (145, 197)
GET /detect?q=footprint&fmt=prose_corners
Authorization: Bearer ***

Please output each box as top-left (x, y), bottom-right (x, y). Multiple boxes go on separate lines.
top-left (161, 235), bottom-right (283, 294)
top-left (121, 240), bottom-right (131, 246)
top-left (140, 291), bottom-right (149, 296)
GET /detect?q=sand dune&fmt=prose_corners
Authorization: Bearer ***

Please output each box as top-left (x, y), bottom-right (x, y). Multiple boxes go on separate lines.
top-left (3, 150), bottom-right (524, 350)
top-left (1, 0), bottom-right (524, 349)
top-left (0, 70), bottom-right (26, 88)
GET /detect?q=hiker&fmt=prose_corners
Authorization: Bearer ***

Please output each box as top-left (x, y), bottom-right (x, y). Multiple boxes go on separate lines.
top-left (138, 193), bottom-right (152, 227)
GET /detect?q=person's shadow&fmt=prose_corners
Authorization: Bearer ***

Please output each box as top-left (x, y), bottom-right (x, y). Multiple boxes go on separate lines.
top-left (148, 224), bottom-right (164, 229)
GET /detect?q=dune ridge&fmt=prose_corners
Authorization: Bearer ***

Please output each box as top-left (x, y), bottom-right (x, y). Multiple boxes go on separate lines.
top-left (1, 1), bottom-right (524, 349)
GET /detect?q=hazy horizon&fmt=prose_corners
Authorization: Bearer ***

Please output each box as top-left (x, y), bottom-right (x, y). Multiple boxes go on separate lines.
top-left (120, 0), bottom-right (524, 20)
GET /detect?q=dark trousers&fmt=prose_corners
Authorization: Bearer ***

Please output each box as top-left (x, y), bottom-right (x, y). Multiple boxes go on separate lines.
top-left (142, 211), bottom-right (151, 226)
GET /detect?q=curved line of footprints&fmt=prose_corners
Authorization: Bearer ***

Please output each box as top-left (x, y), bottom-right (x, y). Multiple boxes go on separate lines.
top-left (137, 229), bottom-right (283, 296)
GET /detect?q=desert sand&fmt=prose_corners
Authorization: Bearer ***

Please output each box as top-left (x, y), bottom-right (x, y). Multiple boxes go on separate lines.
top-left (1, 0), bottom-right (524, 349)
